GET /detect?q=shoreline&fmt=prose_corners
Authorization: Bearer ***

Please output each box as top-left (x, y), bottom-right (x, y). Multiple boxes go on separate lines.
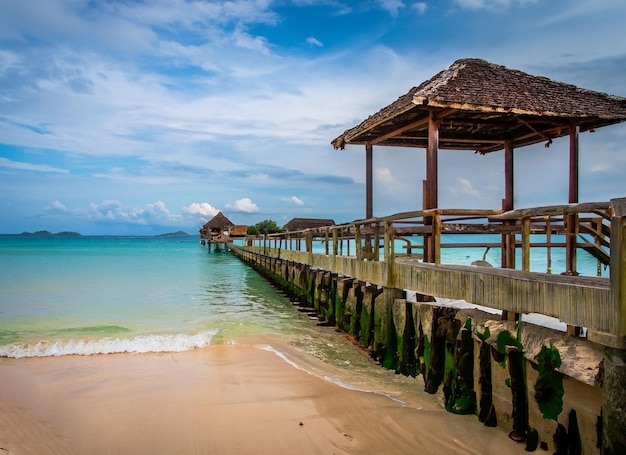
top-left (0, 335), bottom-right (529, 455)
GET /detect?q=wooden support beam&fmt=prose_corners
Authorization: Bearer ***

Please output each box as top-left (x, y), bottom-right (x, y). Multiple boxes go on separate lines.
top-left (569, 121), bottom-right (580, 204)
top-left (522, 217), bottom-right (531, 272)
top-left (426, 110), bottom-right (440, 210)
top-left (423, 110), bottom-right (440, 263)
top-left (366, 144), bottom-right (373, 219)
top-left (504, 139), bottom-right (514, 212)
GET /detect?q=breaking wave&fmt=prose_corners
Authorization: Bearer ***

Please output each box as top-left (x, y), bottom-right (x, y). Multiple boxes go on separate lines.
top-left (0, 330), bottom-right (218, 358)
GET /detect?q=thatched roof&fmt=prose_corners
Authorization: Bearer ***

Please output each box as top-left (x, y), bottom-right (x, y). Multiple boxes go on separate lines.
top-left (332, 58), bottom-right (626, 153)
top-left (283, 218), bottom-right (335, 232)
top-left (202, 211), bottom-right (234, 231)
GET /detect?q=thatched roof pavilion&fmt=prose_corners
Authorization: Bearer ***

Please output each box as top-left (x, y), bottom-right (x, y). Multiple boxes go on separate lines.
top-left (283, 218), bottom-right (335, 232)
top-left (331, 58), bottom-right (626, 217)
top-left (333, 58), bottom-right (626, 153)
top-left (199, 211), bottom-right (234, 238)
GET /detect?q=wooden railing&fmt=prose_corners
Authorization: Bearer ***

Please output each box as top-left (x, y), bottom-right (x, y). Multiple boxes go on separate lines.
top-left (234, 199), bottom-right (626, 348)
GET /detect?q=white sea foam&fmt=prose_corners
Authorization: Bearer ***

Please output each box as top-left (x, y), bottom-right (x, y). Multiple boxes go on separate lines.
top-left (0, 330), bottom-right (218, 358)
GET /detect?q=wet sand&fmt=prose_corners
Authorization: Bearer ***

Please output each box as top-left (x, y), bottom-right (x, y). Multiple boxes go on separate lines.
top-left (0, 336), bottom-right (529, 455)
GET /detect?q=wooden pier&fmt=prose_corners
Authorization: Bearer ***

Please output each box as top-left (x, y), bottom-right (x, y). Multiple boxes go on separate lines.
top-left (222, 58), bottom-right (626, 453)
top-left (229, 200), bottom-right (625, 454)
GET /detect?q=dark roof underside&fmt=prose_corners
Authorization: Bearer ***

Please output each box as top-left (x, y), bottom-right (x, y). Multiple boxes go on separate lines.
top-left (332, 59), bottom-right (626, 154)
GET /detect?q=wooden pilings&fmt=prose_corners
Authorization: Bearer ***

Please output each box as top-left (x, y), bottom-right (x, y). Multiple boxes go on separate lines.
top-left (230, 245), bottom-right (606, 454)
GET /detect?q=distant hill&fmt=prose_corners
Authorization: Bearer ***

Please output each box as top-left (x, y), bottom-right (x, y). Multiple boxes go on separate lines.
top-left (156, 231), bottom-right (190, 237)
top-left (17, 230), bottom-right (82, 237)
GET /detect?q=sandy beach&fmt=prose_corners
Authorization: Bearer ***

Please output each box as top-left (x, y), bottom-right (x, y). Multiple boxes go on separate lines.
top-left (0, 335), bottom-right (529, 455)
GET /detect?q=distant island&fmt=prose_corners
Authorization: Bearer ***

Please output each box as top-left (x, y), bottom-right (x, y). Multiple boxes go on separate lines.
top-left (17, 230), bottom-right (82, 237)
top-left (156, 231), bottom-right (190, 237)
top-left (0, 230), bottom-right (194, 237)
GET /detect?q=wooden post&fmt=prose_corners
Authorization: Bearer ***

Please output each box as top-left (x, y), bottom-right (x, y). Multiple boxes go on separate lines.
top-left (603, 198), bottom-right (626, 453)
top-left (609, 198), bottom-right (626, 342)
top-left (355, 224), bottom-right (362, 261)
top-left (426, 110), bottom-right (439, 210)
top-left (566, 122), bottom-right (579, 275)
top-left (522, 217), bottom-right (531, 272)
top-left (569, 121), bottom-right (579, 204)
top-left (325, 230), bottom-right (329, 256)
top-left (433, 211), bottom-right (442, 265)
top-left (502, 139), bottom-right (516, 269)
top-left (384, 220), bottom-right (395, 287)
top-left (504, 139), bottom-right (514, 212)
top-left (366, 144), bottom-right (373, 219)
top-left (424, 110), bottom-right (440, 263)
top-left (373, 223), bottom-right (380, 261)
top-left (306, 230), bottom-right (313, 265)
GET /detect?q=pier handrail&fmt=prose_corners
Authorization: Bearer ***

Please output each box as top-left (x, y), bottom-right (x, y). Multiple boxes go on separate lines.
top-left (259, 203), bottom-right (612, 276)
top-left (234, 199), bottom-right (626, 347)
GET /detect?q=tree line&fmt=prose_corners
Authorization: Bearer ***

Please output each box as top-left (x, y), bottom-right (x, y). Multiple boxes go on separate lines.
top-left (246, 219), bottom-right (281, 235)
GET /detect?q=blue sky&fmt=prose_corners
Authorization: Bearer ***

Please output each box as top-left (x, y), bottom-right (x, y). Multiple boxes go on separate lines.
top-left (1, 0), bottom-right (625, 235)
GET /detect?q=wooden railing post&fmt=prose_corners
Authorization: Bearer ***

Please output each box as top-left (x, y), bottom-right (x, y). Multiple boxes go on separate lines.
top-left (603, 198), bottom-right (626, 455)
top-left (306, 230), bottom-right (313, 264)
top-left (355, 224), bottom-right (362, 261)
top-left (384, 220), bottom-right (395, 287)
top-left (521, 217), bottom-right (531, 272)
top-left (433, 210), bottom-right (442, 265)
top-left (565, 212), bottom-right (578, 275)
top-left (609, 198), bottom-right (626, 342)
top-left (374, 223), bottom-right (380, 261)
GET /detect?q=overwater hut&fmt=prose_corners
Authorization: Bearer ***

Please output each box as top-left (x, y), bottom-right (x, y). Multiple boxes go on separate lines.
top-left (332, 58), bottom-right (626, 264)
top-left (283, 218), bottom-right (335, 232)
top-left (199, 211), bottom-right (235, 244)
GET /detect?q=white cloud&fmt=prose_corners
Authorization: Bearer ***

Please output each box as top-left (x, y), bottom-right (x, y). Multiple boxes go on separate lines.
top-left (412, 2), bottom-right (428, 14)
top-left (307, 37), bottom-right (323, 47)
top-left (377, 0), bottom-right (405, 17)
top-left (375, 168), bottom-right (394, 182)
top-left (87, 200), bottom-right (183, 225)
top-left (46, 200), bottom-right (67, 212)
top-left (453, 178), bottom-right (480, 197)
top-left (289, 196), bottom-right (304, 206)
top-left (0, 157), bottom-right (68, 174)
top-left (182, 202), bottom-right (220, 221)
top-left (0, 49), bottom-right (22, 75)
top-left (453, 0), bottom-right (536, 10)
top-left (225, 198), bottom-right (259, 213)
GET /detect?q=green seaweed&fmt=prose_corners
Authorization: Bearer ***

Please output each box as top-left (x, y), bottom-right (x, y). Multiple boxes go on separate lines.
top-left (373, 314), bottom-right (383, 346)
top-left (359, 304), bottom-right (371, 347)
top-left (334, 292), bottom-right (344, 329)
top-left (475, 325), bottom-right (491, 342)
top-left (382, 311), bottom-right (398, 370)
top-left (496, 330), bottom-right (517, 368)
top-left (532, 345), bottom-right (564, 421)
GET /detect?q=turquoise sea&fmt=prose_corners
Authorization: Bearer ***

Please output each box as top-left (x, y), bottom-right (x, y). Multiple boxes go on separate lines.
top-left (0, 234), bottom-right (607, 359)
top-left (0, 235), bottom-right (317, 358)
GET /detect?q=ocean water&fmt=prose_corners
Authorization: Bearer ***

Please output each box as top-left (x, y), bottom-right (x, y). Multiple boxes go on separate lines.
top-left (0, 234), bottom-right (607, 359)
top-left (0, 235), bottom-right (315, 358)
